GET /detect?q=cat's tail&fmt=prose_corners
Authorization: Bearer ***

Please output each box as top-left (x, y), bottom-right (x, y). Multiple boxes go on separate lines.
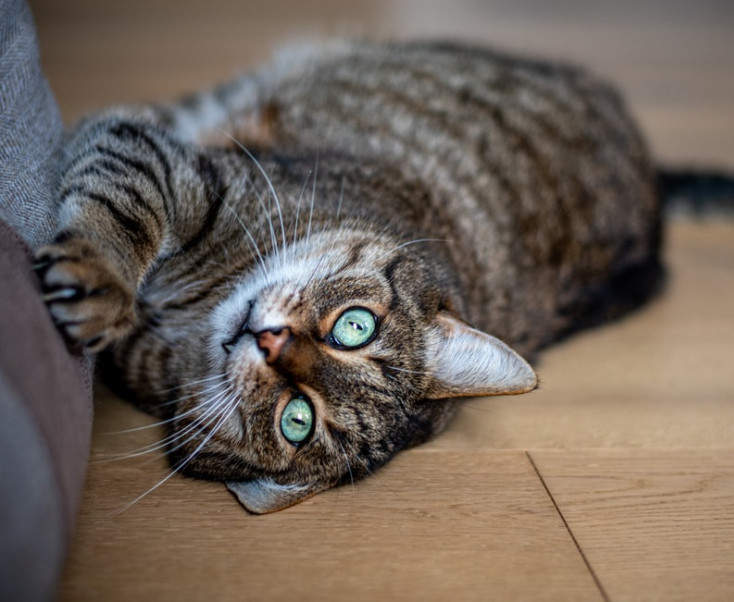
top-left (657, 167), bottom-right (734, 219)
top-left (546, 166), bottom-right (734, 349)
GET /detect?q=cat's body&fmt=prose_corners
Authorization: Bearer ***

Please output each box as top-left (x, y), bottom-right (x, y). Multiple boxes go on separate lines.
top-left (37, 40), bottom-right (663, 512)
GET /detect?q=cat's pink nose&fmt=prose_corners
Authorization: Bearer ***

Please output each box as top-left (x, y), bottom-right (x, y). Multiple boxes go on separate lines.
top-left (256, 327), bottom-right (291, 364)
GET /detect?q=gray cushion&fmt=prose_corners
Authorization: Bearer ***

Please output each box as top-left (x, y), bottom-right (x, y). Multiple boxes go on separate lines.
top-left (0, 1), bottom-right (94, 600)
top-left (0, 0), bottom-right (63, 250)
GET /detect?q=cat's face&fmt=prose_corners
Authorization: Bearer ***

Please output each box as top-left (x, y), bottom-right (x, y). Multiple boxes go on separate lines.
top-left (169, 227), bottom-right (537, 513)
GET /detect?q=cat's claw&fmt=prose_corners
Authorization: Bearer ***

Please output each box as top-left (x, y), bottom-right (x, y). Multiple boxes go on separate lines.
top-left (43, 287), bottom-right (83, 303)
top-left (35, 239), bottom-right (136, 352)
top-left (32, 259), bottom-right (53, 272)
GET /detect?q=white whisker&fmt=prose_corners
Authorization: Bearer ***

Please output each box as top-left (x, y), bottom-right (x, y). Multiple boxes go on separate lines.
top-left (98, 382), bottom-right (232, 461)
top-left (105, 383), bottom-right (226, 435)
top-left (375, 238), bottom-right (451, 263)
top-left (336, 175), bottom-right (346, 221)
top-left (220, 131), bottom-right (287, 266)
top-left (155, 373), bottom-right (224, 397)
top-left (306, 156), bottom-right (319, 246)
top-left (153, 278), bottom-right (216, 306)
top-left (219, 195), bottom-right (271, 280)
top-left (157, 390), bottom-right (237, 459)
top-left (109, 389), bottom-right (241, 516)
top-left (293, 169), bottom-right (312, 249)
top-left (337, 435), bottom-right (408, 502)
top-left (250, 181), bottom-right (281, 269)
top-left (384, 365), bottom-right (429, 376)
top-left (336, 439), bottom-right (355, 489)
top-left (102, 376), bottom-right (228, 435)
top-left (299, 247), bottom-right (332, 291)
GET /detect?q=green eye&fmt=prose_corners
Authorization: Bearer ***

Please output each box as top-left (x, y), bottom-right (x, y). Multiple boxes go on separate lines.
top-left (280, 397), bottom-right (314, 445)
top-left (331, 307), bottom-right (378, 349)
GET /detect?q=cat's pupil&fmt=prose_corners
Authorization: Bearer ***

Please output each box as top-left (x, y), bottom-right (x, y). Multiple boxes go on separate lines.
top-left (280, 397), bottom-right (314, 445)
top-left (331, 307), bottom-right (377, 349)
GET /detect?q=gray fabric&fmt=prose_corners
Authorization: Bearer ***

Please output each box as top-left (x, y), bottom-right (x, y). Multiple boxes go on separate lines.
top-left (0, 1), bottom-right (94, 600)
top-left (0, 0), bottom-right (63, 251)
top-left (0, 221), bottom-right (93, 528)
top-left (0, 223), bottom-right (93, 602)
top-left (0, 374), bottom-right (65, 602)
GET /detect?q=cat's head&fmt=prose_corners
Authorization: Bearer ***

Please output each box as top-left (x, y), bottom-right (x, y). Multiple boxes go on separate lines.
top-left (170, 226), bottom-right (536, 513)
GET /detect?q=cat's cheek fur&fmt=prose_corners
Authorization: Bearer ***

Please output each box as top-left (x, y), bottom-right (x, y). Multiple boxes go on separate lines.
top-left (423, 311), bottom-right (538, 399)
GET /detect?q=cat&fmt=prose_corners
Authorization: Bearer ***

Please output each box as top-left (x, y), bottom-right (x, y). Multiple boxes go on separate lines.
top-left (35, 40), bottom-right (664, 513)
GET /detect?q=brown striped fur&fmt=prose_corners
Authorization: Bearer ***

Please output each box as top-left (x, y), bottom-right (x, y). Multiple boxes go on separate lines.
top-left (36, 40), bottom-right (662, 513)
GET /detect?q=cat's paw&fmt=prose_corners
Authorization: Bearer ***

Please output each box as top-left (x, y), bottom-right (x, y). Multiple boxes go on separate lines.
top-left (34, 238), bottom-right (136, 352)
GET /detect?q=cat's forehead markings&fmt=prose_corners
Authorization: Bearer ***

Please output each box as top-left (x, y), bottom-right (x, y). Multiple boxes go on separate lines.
top-left (258, 236), bottom-right (393, 289)
top-left (211, 231), bottom-right (395, 340)
top-left (262, 248), bottom-right (342, 285)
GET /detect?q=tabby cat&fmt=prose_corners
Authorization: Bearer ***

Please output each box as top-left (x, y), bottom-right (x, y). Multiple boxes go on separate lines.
top-left (35, 40), bottom-right (663, 513)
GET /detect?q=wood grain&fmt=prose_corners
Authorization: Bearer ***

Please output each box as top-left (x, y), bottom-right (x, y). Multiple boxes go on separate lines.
top-left (26, 1), bottom-right (734, 599)
top-left (433, 222), bottom-right (734, 451)
top-left (30, 0), bottom-right (734, 167)
top-left (61, 410), bottom-right (601, 601)
top-left (530, 450), bottom-right (734, 602)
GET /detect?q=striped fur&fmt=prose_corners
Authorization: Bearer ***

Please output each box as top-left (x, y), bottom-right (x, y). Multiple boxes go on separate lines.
top-left (36, 40), bottom-right (662, 513)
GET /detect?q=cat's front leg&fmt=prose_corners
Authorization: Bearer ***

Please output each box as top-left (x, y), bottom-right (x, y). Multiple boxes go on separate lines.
top-left (35, 112), bottom-right (179, 351)
top-left (35, 236), bottom-right (137, 351)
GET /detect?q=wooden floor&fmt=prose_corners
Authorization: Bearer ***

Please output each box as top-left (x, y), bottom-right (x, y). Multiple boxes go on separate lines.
top-left (29, 1), bottom-right (734, 600)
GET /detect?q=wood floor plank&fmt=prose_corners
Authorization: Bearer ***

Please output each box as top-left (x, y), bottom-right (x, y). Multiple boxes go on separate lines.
top-left (29, 2), bottom-right (734, 599)
top-left (530, 449), bottom-right (734, 602)
top-left (432, 222), bottom-right (734, 451)
top-left (31, 0), bottom-right (734, 167)
top-left (59, 396), bottom-right (601, 601)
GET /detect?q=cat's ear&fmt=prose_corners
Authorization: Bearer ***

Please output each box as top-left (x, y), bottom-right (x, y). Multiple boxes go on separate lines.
top-left (424, 312), bottom-right (537, 399)
top-left (226, 479), bottom-right (327, 514)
